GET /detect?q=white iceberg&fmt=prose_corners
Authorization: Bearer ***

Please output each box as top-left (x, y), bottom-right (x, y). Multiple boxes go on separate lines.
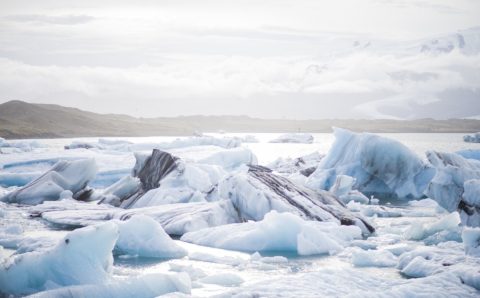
top-left (115, 214), bottom-right (187, 258)
top-left (0, 222), bottom-right (118, 296)
top-left (306, 128), bottom-right (435, 200)
top-left (181, 211), bottom-right (362, 256)
top-left (1, 158), bottom-right (97, 205)
top-left (269, 133), bottom-right (314, 144)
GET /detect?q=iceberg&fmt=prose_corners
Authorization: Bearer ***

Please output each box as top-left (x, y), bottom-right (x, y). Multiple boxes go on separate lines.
top-left (329, 175), bottom-right (370, 204)
top-left (269, 133), bottom-right (314, 144)
top-left (115, 214), bottom-right (187, 258)
top-left (219, 165), bottom-right (374, 234)
top-left (463, 132), bottom-right (480, 143)
top-left (197, 147), bottom-right (257, 170)
top-left (1, 158), bottom-right (97, 205)
top-left (0, 222), bottom-right (118, 296)
top-left (306, 128), bottom-right (435, 200)
top-left (426, 151), bottom-right (480, 226)
top-left (181, 211), bottom-right (362, 256)
top-left (462, 227), bottom-right (480, 257)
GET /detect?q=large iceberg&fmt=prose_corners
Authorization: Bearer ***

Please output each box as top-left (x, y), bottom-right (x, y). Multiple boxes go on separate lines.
top-left (0, 222), bottom-right (118, 296)
top-left (219, 164), bottom-right (374, 234)
top-left (426, 151), bottom-right (480, 226)
top-left (1, 158), bottom-right (97, 205)
top-left (181, 211), bottom-right (362, 255)
top-left (269, 133), bottom-right (314, 144)
top-left (306, 128), bottom-right (435, 199)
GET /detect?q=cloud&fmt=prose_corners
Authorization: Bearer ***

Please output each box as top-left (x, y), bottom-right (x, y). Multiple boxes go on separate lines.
top-left (4, 14), bottom-right (95, 25)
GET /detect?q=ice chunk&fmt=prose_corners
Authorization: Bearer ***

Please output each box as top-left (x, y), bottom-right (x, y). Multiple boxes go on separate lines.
top-left (329, 175), bottom-right (369, 204)
top-left (306, 128), bottom-right (435, 200)
top-left (115, 214), bottom-right (187, 258)
top-left (97, 176), bottom-right (141, 206)
top-left (463, 132), bottom-right (480, 143)
top-left (426, 151), bottom-right (480, 226)
top-left (404, 212), bottom-right (461, 241)
top-left (220, 165), bottom-right (374, 234)
top-left (463, 179), bottom-right (480, 207)
top-left (112, 149), bottom-right (226, 208)
top-left (268, 151), bottom-right (324, 176)
top-left (0, 222), bottom-right (118, 296)
top-left (269, 133), bottom-right (314, 144)
top-left (400, 256), bottom-right (443, 278)
top-left (198, 147), bottom-right (257, 169)
top-left (26, 273), bottom-right (191, 297)
top-left (462, 227), bottom-right (480, 257)
top-left (181, 211), bottom-right (362, 256)
top-left (350, 248), bottom-right (398, 267)
top-left (0, 138), bottom-right (45, 154)
top-left (1, 158), bottom-right (97, 205)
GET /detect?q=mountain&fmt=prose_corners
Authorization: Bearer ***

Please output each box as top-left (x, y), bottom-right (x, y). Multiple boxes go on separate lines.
top-left (1, 100), bottom-right (480, 139)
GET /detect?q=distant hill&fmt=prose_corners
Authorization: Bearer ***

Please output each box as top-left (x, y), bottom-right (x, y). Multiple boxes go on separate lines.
top-left (1, 100), bottom-right (480, 139)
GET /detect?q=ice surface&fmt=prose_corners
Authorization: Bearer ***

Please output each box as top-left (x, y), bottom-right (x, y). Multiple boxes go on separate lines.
top-left (0, 222), bottom-right (118, 296)
top-left (0, 138), bottom-right (45, 154)
top-left (306, 128), bottom-right (435, 200)
top-left (181, 211), bottom-right (362, 255)
top-left (269, 133), bottom-right (314, 144)
top-left (199, 273), bottom-right (245, 287)
top-left (426, 151), bottom-right (480, 226)
top-left (27, 272), bottom-right (191, 298)
top-left (456, 149), bottom-right (480, 161)
top-left (1, 158), bottom-right (97, 205)
top-left (115, 214), bottom-right (187, 258)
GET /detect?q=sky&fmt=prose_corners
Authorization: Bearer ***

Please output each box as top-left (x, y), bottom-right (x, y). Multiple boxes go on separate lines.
top-left (0, 0), bottom-right (479, 119)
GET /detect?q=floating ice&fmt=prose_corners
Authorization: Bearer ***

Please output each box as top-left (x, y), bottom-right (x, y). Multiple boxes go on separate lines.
top-left (268, 151), bottom-right (323, 176)
top-left (329, 175), bottom-right (369, 204)
top-left (463, 132), bottom-right (480, 143)
top-left (350, 248), bottom-right (398, 267)
top-left (456, 149), bottom-right (480, 161)
top-left (0, 138), bottom-right (45, 154)
top-left (1, 158), bottom-right (97, 205)
top-left (199, 273), bottom-right (244, 287)
top-left (306, 128), bottom-right (435, 200)
top-left (462, 227), bottom-right (480, 257)
top-left (97, 176), bottom-right (141, 206)
top-left (404, 212), bottom-right (461, 241)
top-left (0, 222), bottom-right (118, 296)
top-left (181, 211), bottom-right (362, 256)
top-left (269, 133), bottom-right (314, 144)
top-left (219, 165), bottom-right (374, 234)
top-left (115, 214), bottom-right (187, 258)
top-left (197, 147), bottom-right (257, 169)
top-left (25, 273), bottom-right (191, 298)
top-left (426, 151), bottom-right (480, 227)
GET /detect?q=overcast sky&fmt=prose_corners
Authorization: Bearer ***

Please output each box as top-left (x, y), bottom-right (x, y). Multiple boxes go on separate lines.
top-left (0, 0), bottom-right (479, 119)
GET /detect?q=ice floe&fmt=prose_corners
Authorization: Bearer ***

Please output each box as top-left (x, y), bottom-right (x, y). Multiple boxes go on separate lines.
top-left (269, 133), bottom-right (314, 144)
